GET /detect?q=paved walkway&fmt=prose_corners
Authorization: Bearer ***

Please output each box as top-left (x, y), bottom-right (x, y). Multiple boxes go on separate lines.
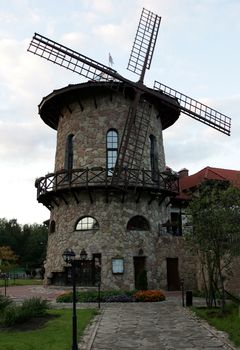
top-left (0, 286), bottom-right (237, 350)
top-left (80, 300), bottom-right (237, 350)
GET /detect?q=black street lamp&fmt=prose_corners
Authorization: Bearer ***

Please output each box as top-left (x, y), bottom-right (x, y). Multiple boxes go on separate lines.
top-left (62, 248), bottom-right (78, 350)
top-left (80, 248), bottom-right (87, 261)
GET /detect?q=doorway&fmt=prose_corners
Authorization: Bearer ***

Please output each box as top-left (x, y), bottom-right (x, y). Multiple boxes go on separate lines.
top-left (166, 257), bottom-right (180, 291)
top-left (133, 256), bottom-right (147, 290)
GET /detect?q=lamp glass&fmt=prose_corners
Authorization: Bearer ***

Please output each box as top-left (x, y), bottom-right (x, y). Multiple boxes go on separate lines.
top-left (80, 249), bottom-right (87, 260)
top-left (62, 248), bottom-right (75, 263)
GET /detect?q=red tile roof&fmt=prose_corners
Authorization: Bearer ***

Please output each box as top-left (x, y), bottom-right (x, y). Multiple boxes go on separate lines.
top-left (180, 166), bottom-right (240, 191)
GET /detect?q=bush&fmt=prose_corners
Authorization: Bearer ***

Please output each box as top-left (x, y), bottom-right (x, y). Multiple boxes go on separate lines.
top-left (0, 294), bottom-right (13, 311)
top-left (0, 305), bottom-right (30, 327)
top-left (21, 297), bottom-right (49, 317)
top-left (56, 290), bottom-right (134, 303)
top-left (134, 290), bottom-right (166, 302)
top-left (56, 290), bottom-right (166, 303)
top-left (0, 297), bottom-right (49, 328)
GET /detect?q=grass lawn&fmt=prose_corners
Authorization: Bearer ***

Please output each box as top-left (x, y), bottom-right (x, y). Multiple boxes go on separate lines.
top-left (0, 279), bottom-right (43, 287)
top-left (193, 303), bottom-right (240, 347)
top-left (0, 308), bottom-right (97, 350)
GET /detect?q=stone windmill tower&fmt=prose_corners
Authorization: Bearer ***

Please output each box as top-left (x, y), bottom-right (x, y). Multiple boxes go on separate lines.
top-left (28, 9), bottom-right (231, 290)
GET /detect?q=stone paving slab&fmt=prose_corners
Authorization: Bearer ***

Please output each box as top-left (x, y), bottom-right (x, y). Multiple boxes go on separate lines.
top-left (79, 300), bottom-right (238, 350)
top-left (1, 286), bottom-right (238, 350)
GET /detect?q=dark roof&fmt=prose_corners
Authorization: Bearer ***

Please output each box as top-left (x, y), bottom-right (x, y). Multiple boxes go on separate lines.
top-left (38, 81), bottom-right (180, 130)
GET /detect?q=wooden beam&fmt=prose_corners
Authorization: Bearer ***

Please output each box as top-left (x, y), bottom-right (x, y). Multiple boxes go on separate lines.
top-left (148, 195), bottom-right (155, 205)
top-left (136, 191), bottom-right (142, 203)
top-left (88, 188), bottom-right (93, 203)
top-left (52, 197), bottom-right (59, 207)
top-left (77, 98), bottom-right (84, 111)
top-left (59, 193), bottom-right (69, 205)
top-left (66, 104), bottom-right (72, 114)
top-left (71, 190), bottom-right (80, 204)
top-left (93, 95), bottom-right (97, 109)
top-left (158, 196), bottom-right (165, 206)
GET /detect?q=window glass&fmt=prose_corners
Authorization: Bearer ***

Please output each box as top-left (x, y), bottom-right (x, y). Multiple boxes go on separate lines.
top-left (127, 216), bottom-right (150, 231)
top-left (76, 216), bottom-right (99, 231)
top-left (65, 134), bottom-right (74, 171)
top-left (107, 129), bottom-right (118, 175)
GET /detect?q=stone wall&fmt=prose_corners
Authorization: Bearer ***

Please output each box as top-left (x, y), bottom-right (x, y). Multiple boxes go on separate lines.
top-left (54, 91), bottom-right (165, 171)
top-left (42, 86), bottom-right (183, 291)
top-left (45, 191), bottom-right (169, 290)
top-left (156, 236), bottom-right (198, 290)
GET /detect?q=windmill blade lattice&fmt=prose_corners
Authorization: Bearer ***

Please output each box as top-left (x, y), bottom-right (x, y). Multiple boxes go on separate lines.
top-left (154, 81), bottom-right (231, 136)
top-left (28, 33), bottom-right (123, 83)
top-left (127, 8), bottom-right (161, 80)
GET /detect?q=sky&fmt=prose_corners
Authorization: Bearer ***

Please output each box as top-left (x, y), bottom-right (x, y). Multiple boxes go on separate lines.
top-left (0, 0), bottom-right (239, 225)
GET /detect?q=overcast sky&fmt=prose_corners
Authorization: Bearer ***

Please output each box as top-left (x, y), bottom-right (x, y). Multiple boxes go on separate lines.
top-left (0, 0), bottom-right (239, 225)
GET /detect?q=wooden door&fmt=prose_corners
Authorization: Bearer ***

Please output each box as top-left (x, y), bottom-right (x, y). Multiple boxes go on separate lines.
top-left (134, 256), bottom-right (146, 290)
top-left (166, 258), bottom-right (180, 291)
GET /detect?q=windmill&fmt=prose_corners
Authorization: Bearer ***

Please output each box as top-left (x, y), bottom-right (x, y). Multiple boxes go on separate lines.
top-left (28, 8), bottom-right (231, 190)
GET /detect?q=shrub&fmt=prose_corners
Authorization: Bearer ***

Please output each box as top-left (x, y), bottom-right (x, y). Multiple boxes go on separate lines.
top-left (0, 305), bottom-right (30, 327)
top-left (134, 290), bottom-right (166, 302)
top-left (0, 294), bottom-right (13, 311)
top-left (56, 290), bottom-right (134, 303)
top-left (0, 297), bottom-right (49, 328)
top-left (21, 297), bottom-right (49, 317)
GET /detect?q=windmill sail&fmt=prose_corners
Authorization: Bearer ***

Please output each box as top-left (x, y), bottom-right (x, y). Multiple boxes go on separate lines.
top-left (28, 33), bottom-right (124, 83)
top-left (127, 8), bottom-right (161, 80)
top-left (154, 81), bottom-right (231, 136)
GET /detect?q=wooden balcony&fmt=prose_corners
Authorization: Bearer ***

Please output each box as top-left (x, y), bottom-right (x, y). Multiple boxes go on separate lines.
top-left (35, 167), bottom-right (179, 208)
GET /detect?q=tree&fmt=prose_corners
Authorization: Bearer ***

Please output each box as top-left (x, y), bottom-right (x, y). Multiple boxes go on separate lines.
top-left (0, 246), bottom-right (18, 274)
top-left (186, 180), bottom-right (240, 310)
top-left (21, 224), bottom-right (48, 275)
top-left (0, 218), bottom-right (48, 275)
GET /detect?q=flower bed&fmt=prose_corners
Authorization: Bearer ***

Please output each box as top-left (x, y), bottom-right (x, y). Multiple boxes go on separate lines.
top-left (56, 290), bottom-right (166, 303)
top-left (134, 290), bottom-right (166, 302)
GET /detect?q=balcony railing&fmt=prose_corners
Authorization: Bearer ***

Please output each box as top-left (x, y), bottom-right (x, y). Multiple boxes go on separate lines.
top-left (35, 167), bottom-right (179, 199)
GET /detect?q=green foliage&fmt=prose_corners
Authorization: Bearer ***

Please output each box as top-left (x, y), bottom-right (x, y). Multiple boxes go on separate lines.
top-left (0, 297), bottom-right (49, 327)
top-left (186, 180), bottom-right (240, 309)
top-left (1, 305), bottom-right (30, 327)
top-left (21, 297), bottom-right (49, 317)
top-left (0, 218), bottom-right (48, 271)
top-left (0, 309), bottom-right (96, 350)
top-left (193, 303), bottom-right (240, 347)
top-left (0, 294), bottom-right (13, 311)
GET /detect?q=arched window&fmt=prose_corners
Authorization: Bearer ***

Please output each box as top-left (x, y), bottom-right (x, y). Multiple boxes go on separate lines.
top-left (127, 216), bottom-right (150, 231)
top-left (149, 134), bottom-right (158, 179)
top-left (49, 220), bottom-right (55, 233)
top-left (65, 134), bottom-right (74, 171)
top-left (75, 216), bottom-right (99, 231)
top-left (106, 129), bottom-right (118, 176)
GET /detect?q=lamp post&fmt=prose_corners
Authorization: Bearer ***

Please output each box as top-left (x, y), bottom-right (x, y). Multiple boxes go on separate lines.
top-left (62, 248), bottom-right (78, 350)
